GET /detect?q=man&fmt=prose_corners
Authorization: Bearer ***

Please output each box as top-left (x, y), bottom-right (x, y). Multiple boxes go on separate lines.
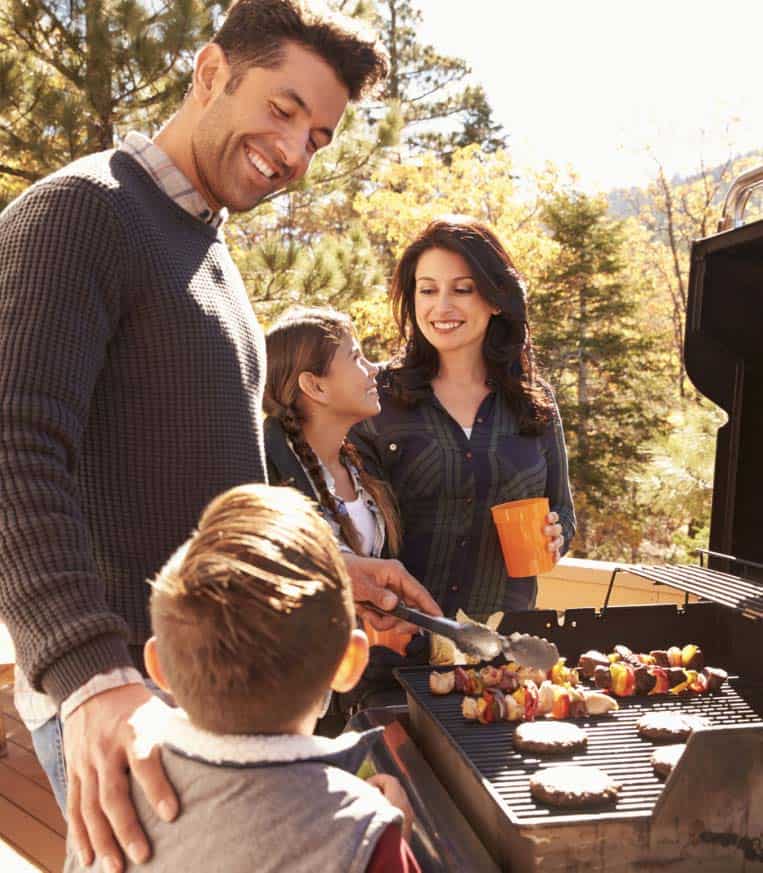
top-left (0, 2), bottom-right (439, 871)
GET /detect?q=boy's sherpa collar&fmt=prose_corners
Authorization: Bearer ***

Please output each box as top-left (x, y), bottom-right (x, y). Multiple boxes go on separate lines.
top-left (129, 698), bottom-right (383, 774)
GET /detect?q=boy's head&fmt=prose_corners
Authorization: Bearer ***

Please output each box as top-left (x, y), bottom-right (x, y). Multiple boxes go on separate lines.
top-left (147, 483), bottom-right (368, 734)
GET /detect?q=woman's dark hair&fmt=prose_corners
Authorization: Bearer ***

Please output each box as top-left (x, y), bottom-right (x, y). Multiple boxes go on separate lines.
top-left (213, 0), bottom-right (389, 101)
top-left (264, 306), bottom-right (402, 555)
top-left (388, 215), bottom-right (552, 434)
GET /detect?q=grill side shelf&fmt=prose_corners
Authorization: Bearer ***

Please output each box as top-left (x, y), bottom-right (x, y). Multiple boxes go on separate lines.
top-left (650, 724), bottom-right (763, 863)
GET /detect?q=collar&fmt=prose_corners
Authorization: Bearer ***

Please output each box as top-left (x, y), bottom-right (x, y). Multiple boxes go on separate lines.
top-left (284, 434), bottom-right (364, 503)
top-left (130, 698), bottom-right (383, 774)
top-left (119, 131), bottom-right (227, 229)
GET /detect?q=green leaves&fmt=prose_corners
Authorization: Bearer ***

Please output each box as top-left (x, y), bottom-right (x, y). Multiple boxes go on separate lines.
top-left (535, 190), bottom-right (670, 554)
top-left (0, 0), bottom-right (221, 194)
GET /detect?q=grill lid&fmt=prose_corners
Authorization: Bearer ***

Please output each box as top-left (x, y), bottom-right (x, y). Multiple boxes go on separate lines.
top-left (686, 169), bottom-right (763, 570)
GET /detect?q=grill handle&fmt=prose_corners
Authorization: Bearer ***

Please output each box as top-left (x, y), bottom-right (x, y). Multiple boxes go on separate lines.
top-left (718, 163), bottom-right (763, 231)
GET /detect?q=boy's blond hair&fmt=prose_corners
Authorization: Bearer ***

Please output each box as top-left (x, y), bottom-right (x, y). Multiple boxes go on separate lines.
top-left (150, 483), bottom-right (354, 734)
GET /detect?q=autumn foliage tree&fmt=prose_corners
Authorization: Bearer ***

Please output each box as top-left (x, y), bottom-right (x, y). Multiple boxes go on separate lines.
top-left (534, 190), bottom-right (668, 555)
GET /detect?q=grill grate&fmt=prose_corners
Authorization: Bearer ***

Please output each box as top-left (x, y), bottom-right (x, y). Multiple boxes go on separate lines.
top-left (397, 668), bottom-right (763, 826)
top-left (606, 563), bottom-right (763, 618)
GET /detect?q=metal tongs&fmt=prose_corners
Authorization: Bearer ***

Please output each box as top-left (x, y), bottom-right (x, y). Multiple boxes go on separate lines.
top-left (362, 600), bottom-right (559, 670)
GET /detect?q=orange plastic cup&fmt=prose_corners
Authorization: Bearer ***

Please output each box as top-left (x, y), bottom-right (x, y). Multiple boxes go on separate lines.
top-left (491, 497), bottom-right (555, 578)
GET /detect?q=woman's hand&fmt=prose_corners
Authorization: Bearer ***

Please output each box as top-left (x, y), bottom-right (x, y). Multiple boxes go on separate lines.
top-left (544, 511), bottom-right (564, 565)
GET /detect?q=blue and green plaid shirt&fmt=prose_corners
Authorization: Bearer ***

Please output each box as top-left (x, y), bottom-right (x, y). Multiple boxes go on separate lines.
top-left (351, 380), bottom-right (575, 620)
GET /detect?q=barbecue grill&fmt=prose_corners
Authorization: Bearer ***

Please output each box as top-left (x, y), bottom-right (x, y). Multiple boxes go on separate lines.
top-left (349, 168), bottom-right (763, 872)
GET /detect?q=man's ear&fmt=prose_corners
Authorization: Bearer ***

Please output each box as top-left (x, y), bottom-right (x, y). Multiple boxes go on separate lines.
top-left (331, 629), bottom-right (369, 693)
top-left (192, 43), bottom-right (231, 107)
top-left (297, 370), bottom-right (328, 405)
top-left (144, 636), bottom-right (172, 694)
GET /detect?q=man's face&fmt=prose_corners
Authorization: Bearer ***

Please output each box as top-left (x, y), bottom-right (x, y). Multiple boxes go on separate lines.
top-left (191, 42), bottom-right (349, 213)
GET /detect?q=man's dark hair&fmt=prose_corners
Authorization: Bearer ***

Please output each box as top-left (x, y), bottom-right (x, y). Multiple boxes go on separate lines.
top-left (213, 0), bottom-right (389, 100)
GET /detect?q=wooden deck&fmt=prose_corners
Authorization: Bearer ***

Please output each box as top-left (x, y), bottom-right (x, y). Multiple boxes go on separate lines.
top-left (0, 627), bottom-right (66, 872)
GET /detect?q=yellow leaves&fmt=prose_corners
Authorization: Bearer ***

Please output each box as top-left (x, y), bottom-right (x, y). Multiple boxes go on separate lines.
top-left (353, 145), bottom-right (561, 283)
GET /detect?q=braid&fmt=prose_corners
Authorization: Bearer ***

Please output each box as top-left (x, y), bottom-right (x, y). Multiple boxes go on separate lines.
top-left (341, 441), bottom-right (402, 556)
top-left (281, 409), bottom-right (363, 554)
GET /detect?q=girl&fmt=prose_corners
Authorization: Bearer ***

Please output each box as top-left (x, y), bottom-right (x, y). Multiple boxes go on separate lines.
top-left (352, 216), bottom-right (575, 617)
top-left (264, 306), bottom-right (401, 560)
top-left (264, 307), bottom-right (428, 723)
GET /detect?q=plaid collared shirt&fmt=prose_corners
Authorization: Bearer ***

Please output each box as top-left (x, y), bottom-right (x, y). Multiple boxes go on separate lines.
top-left (351, 381), bottom-right (576, 620)
top-left (120, 131), bottom-right (227, 229)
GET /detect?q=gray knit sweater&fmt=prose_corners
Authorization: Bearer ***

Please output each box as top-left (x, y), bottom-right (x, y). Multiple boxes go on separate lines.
top-left (0, 150), bottom-right (266, 704)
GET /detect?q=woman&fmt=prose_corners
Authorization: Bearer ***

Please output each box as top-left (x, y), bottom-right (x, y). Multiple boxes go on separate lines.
top-left (352, 216), bottom-right (575, 618)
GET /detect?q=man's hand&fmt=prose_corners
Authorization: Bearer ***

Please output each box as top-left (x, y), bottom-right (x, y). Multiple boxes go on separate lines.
top-left (366, 774), bottom-right (414, 842)
top-left (343, 554), bottom-right (442, 632)
top-left (64, 683), bottom-right (179, 872)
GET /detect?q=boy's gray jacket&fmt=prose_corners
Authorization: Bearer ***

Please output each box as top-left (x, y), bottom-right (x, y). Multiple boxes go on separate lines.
top-left (64, 702), bottom-right (401, 873)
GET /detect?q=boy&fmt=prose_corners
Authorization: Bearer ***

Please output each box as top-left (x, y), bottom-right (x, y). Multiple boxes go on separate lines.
top-left (64, 484), bottom-right (420, 872)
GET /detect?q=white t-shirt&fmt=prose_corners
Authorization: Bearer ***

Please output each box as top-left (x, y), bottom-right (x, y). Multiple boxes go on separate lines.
top-left (462, 426), bottom-right (472, 439)
top-left (344, 496), bottom-right (377, 556)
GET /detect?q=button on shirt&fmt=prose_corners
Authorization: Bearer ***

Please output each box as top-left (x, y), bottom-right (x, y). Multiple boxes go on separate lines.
top-left (351, 381), bottom-right (575, 620)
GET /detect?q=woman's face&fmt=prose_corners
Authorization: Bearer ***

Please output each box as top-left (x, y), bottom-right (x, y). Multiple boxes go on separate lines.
top-left (413, 248), bottom-right (500, 360)
top-left (317, 333), bottom-right (380, 422)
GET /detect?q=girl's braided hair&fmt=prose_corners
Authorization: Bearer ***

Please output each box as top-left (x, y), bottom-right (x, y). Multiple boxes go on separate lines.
top-left (264, 306), bottom-right (401, 555)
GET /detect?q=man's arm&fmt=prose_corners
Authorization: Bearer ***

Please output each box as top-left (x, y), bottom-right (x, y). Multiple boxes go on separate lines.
top-left (0, 180), bottom-right (176, 870)
top-left (0, 180), bottom-right (131, 696)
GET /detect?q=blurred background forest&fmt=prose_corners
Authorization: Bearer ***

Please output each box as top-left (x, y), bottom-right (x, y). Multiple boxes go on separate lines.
top-left (2, 0), bottom-right (762, 562)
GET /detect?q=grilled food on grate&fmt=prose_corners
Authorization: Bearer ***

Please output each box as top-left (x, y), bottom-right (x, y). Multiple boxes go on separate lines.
top-left (428, 663), bottom-right (618, 724)
top-left (636, 711), bottom-right (711, 742)
top-left (650, 743), bottom-right (685, 777)
top-left (529, 765), bottom-right (621, 809)
top-left (513, 721), bottom-right (588, 754)
top-left (577, 644), bottom-right (728, 697)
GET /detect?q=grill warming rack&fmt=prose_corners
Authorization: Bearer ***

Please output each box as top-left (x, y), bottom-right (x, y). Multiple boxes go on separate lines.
top-left (603, 549), bottom-right (763, 620)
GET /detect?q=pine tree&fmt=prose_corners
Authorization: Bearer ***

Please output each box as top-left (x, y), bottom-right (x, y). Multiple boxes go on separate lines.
top-left (0, 0), bottom-right (225, 201)
top-left (366, 0), bottom-right (507, 156)
top-left (534, 191), bottom-right (668, 555)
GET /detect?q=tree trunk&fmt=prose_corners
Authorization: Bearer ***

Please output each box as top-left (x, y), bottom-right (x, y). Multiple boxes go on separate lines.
top-left (385, 0), bottom-right (399, 100)
top-left (85, 1), bottom-right (114, 151)
top-left (577, 280), bottom-right (589, 553)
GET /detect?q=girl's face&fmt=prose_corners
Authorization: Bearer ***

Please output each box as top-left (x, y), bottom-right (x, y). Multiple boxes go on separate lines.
top-left (413, 248), bottom-right (501, 361)
top-left (317, 333), bottom-right (380, 423)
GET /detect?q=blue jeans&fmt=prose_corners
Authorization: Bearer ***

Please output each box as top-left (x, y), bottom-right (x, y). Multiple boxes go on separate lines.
top-left (31, 714), bottom-right (68, 814)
